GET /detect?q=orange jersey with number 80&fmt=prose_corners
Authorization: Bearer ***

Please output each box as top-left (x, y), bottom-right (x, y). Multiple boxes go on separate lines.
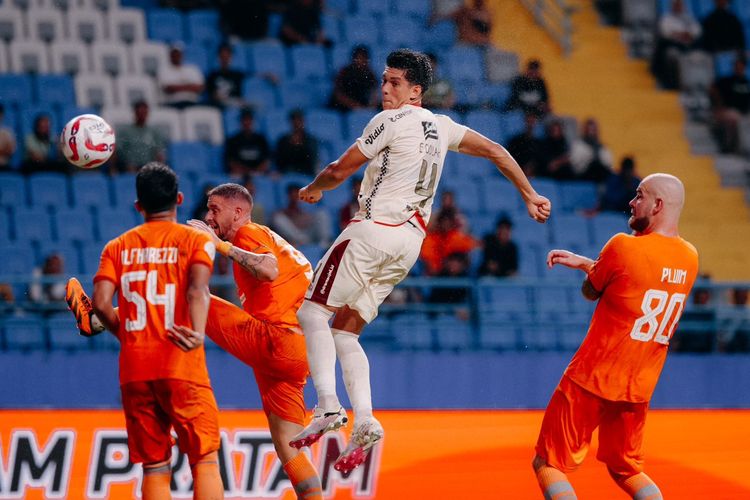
top-left (94, 221), bottom-right (216, 386)
top-left (564, 232), bottom-right (699, 403)
top-left (231, 223), bottom-right (313, 330)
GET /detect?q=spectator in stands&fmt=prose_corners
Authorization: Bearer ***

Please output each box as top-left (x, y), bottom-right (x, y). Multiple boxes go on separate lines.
top-left (28, 253), bottom-right (66, 304)
top-left (450, 0), bottom-right (492, 46)
top-left (421, 208), bottom-right (479, 276)
top-left (651, 0), bottom-right (701, 89)
top-left (279, 0), bottom-right (330, 46)
top-left (429, 252), bottom-right (472, 320)
top-left (570, 117), bottom-right (613, 182)
top-left (431, 190), bottom-right (469, 232)
top-left (538, 118), bottom-right (575, 180)
top-left (598, 156), bottom-right (641, 213)
top-left (423, 53), bottom-right (456, 110)
top-left (206, 43), bottom-right (245, 109)
top-left (0, 104), bottom-right (16, 171)
top-left (219, 0), bottom-right (271, 40)
top-left (506, 59), bottom-right (551, 118)
top-left (275, 109), bottom-right (319, 175)
top-left (272, 184), bottom-right (332, 247)
top-left (22, 114), bottom-right (65, 174)
top-left (718, 287), bottom-right (750, 352)
top-left (674, 285), bottom-right (715, 352)
top-left (700, 0), bottom-right (746, 54)
top-left (243, 175), bottom-right (267, 225)
top-left (330, 45), bottom-right (378, 111)
top-left (710, 57), bottom-right (750, 153)
top-left (479, 214), bottom-right (518, 278)
top-left (338, 176), bottom-right (362, 230)
top-left (507, 114), bottom-right (543, 176)
top-left (224, 108), bottom-right (270, 177)
top-left (158, 43), bottom-right (205, 108)
top-left (115, 100), bottom-right (167, 173)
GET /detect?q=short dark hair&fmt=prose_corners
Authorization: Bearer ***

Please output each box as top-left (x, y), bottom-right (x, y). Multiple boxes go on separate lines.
top-left (207, 183), bottom-right (254, 207)
top-left (240, 107), bottom-right (255, 121)
top-left (386, 49), bottom-right (432, 94)
top-left (136, 162), bottom-right (179, 213)
top-left (352, 44), bottom-right (369, 59)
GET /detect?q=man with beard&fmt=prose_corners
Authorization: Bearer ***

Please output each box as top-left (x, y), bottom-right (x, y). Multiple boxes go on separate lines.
top-left (532, 173), bottom-right (699, 500)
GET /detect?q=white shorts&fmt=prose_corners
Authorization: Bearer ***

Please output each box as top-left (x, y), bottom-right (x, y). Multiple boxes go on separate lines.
top-left (305, 219), bottom-right (424, 323)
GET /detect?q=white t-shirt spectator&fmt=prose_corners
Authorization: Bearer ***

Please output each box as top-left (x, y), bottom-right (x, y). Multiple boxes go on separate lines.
top-left (158, 63), bottom-right (205, 105)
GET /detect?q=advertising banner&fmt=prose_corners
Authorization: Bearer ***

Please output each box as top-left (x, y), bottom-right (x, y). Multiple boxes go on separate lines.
top-left (1, 410), bottom-right (748, 499)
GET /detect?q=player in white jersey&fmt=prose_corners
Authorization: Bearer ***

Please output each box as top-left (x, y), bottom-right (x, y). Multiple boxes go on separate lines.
top-left (290, 49), bottom-right (552, 472)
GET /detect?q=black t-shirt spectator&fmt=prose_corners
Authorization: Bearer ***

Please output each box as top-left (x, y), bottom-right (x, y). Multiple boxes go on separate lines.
top-left (715, 74), bottom-right (750, 113)
top-left (479, 234), bottom-right (518, 277)
top-left (507, 75), bottom-right (549, 117)
top-left (507, 132), bottom-right (542, 175)
top-left (225, 131), bottom-right (270, 174)
top-left (330, 64), bottom-right (377, 110)
top-left (280, 0), bottom-right (323, 45)
top-left (701, 7), bottom-right (746, 53)
top-left (206, 68), bottom-right (244, 108)
top-left (275, 133), bottom-right (318, 175)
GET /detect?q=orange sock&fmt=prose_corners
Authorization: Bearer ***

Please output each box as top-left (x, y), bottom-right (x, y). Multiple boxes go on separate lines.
top-left (612, 472), bottom-right (663, 500)
top-left (536, 464), bottom-right (577, 499)
top-left (191, 452), bottom-right (224, 500)
top-left (283, 452), bottom-right (323, 500)
top-left (142, 462), bottom-right (171, 500)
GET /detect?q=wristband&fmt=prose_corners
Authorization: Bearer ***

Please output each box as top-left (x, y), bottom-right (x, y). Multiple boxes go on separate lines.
top-left (216, 240), bottom-right (232, 256)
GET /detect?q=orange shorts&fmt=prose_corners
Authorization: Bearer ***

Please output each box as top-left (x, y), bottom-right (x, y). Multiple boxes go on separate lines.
top-left (206, 295), bottom-right (308, 426)
top-left (535, 375), bottom-right (648, 476)
top-left (121, 379), bottom-right (220, 465)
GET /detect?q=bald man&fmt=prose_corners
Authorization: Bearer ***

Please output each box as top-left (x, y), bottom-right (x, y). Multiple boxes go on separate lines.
top-left (532, 173), bottom-right (699, 500)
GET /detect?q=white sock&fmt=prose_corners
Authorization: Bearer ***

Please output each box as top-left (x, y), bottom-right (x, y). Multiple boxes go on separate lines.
top-left (332, 329), bottom-right (373, 422)
top-left (296, 300), bottom-right (340, 411)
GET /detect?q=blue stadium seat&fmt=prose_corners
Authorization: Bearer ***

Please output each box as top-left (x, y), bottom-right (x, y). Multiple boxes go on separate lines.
top-left (390, 0), bottom-right (431, 19)
top-left (263, 109), bottom-right (289, 145)
top-left (0, 74), bottom-right (33, 107)
top-left (80, 243), bottom-right (106, 275)
top-left (222, 106), bottom-right (243, 138)
top-left (423, 20), bottom-right (456, 50)
top-left (71, 173), bottom-right (112, 209)
top-left (247, 173), bottom-right (277, 215)
top-left (330, 44), bottom-right (355, 74)
top-left (353, 0), bottom-right (389, 16)
top-left (279, 80), bottom-right (325, 110)
top-left (37, 240), bottom-right (82, 274)
top-left (13, 207), bottom-right (52, 243)
top-left (433, 314), bottom-right (472, 350)
top-left (276, 173), bottom-right (315, 207)
top-left (381, 17), bottom-right (422, 50)
top-left (518, 245), bottom-right (542, 278)
top-left (559, 322), bottom-right (588, 351)
top-left (559, 181), bottom-right (598, 212)
top-left (0, 173), bottom-right (26, 207)
top-left (445, 46), bottom-right (485, 83)
top-left (111, 173), bottom-right (138, 208)
top-left (345, 109), bottom-right (372, 142)
top-left (440, 179), bottom-right (482, 215)
top-left (480, 179), bottom-right (522, 214)
top-left (478, 83), bottom-right (512, 109)
top-left (343, 15), bottom-right (380, 48)
top-left (0, 210), bottom-right (9, 241)
top-left (714, 50), bottom-right (736, 79)
top-left (325, 0), bottom-right (352, 16)
top-left (169, 142), bottom-right (212, 178)
top-left (499, 111), bottom-right (526, 141)
top-left (0, 243), bottom-right (35, 276)
top-left (478, 316), bottom-right (518, 350)
top-left (391, 312), bottom-right (434, 350)
top-left (47, 312), bottom-right (86, 351)
top-left (511, 215), bottom-right (550, 246)
top-left (146, 9), bottom-right (185, 43)
top-left (521, 324), bottom-right (558, 351)
top-left (360, 315), bottom-right (394, 347)
top-left (52, 207), bottom-right (95, 244)
top-left (28, 173), bottom-right (69, 208)
top-left (3, 316), bottom-right (46, 351)
top-left (183, 42), bottom-right (210, 74)
top-left (88, 331), bottom-right (121, 351)
top-left (321, 13), bottom-right (343, 44)
top-left (591, 213), bottom-right (628, 248)
top-left (305, 109), bottom-right (344, 146)
top-left (534, 286), bottom-right (571, 319)
top-left (241, 77), bottom-right (279, 113)
top-left (246, 41), bottom-right (288, 81)
top-left (95, 207), bottom-right (137, 242)
top-left (186, 9), bottom-right (220, 48)
top-left (551, 213), bottom-right (591, 250)
top-left (34, 75), bottom-right (75, 108)
top-left (477, 284), bottom-right (531, 318)
top-left (465, 110), bottom-right (501, 139)
top-left (290, 45), bottom-right (329, 81)
top-left (691, 0), bottom-right (713, 19)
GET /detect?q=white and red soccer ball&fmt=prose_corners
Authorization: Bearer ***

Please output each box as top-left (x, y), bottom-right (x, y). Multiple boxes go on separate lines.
top-left (60, 114), bottom-right (115, 169)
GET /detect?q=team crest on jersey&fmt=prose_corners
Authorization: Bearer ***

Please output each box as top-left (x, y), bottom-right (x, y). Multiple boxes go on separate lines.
top-left (422, 121), bottom-right (438, 140)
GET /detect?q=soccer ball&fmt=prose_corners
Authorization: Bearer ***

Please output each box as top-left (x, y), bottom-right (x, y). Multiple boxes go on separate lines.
top-left (60, 114), bottom-right (115, 169)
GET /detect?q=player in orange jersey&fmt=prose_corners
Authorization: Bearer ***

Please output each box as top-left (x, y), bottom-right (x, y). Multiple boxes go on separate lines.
top-left (70, 162), bottom-right (224, 500)
top-left (532, 173), bottom-right (699, 500)
top-left (186, 183), bottom-right (323, 500)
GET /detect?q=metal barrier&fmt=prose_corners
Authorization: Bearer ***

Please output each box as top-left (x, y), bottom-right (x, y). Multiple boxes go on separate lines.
top-left (519, 0), bottom-right (574, 56)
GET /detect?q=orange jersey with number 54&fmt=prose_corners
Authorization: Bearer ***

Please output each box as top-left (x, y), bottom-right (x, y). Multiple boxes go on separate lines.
top-left (94, 221), bottom-right (216, 385)
top-left (231, 223), bottom-right (313, 330)
top-left (564, 232), bottom-right (699, 403)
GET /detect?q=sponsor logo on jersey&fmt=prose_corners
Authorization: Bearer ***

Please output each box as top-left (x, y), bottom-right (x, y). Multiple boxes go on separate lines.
top-left (365, 123), bottom-right (385, 145)
top-left (388, 109), bottom-right (412, 122)
top-left (422, 121), bottom-right (438, 140)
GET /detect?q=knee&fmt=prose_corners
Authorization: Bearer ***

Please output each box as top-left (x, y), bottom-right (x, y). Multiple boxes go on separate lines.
top-left (297, 300), bottom-right (333, 330)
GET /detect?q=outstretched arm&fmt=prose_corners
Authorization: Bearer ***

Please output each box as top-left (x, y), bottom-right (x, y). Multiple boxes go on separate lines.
top-left (546, 249), bottom-right (601, 301)
top-left (458, 129), bottom-right (551, 223)
top-left (187, 220), bottom-right (279, 281)
top-left (299, 143), bottom-right (369, 204)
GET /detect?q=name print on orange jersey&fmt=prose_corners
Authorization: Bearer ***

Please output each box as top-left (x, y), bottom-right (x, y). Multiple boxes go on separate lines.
top-left (660, 267), bottom-right (687, 285)
top-left (121, 247), bottom-right (179, 265)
